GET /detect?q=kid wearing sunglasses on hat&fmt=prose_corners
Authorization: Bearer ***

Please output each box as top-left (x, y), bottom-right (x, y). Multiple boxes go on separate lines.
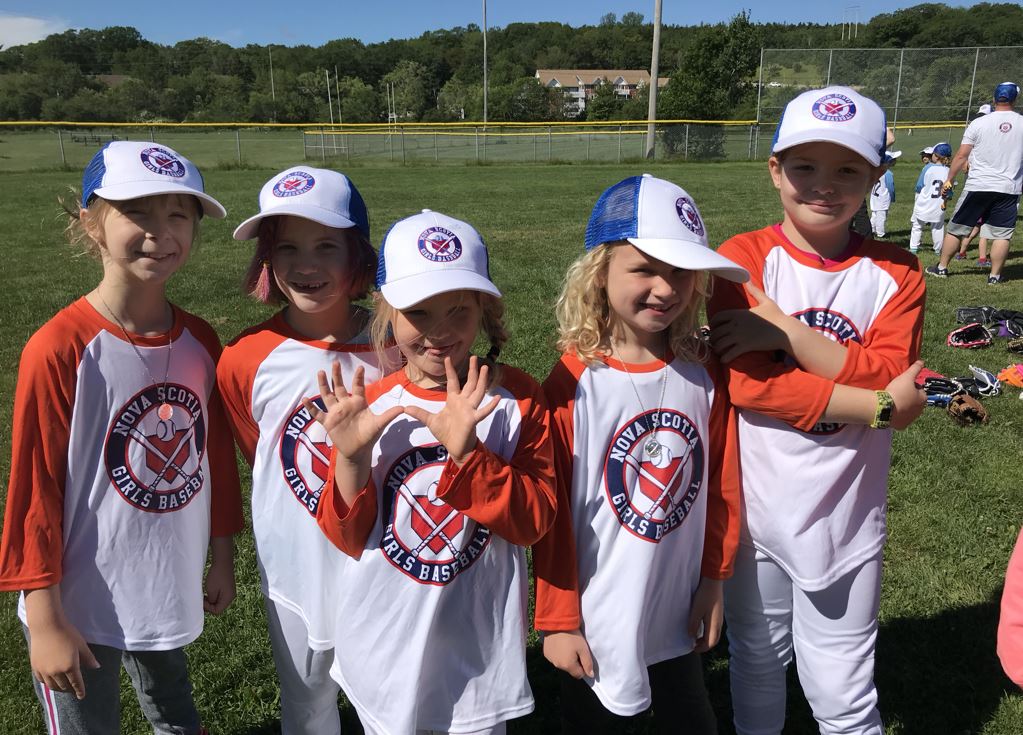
top-left (217, 167), bottom-right (394, 735)
top-left (0, 141), bottom-right (244, 734)
top-left (306, 210), bottom-right (557, 735)
top-left (706, 87), bottom-right (927, 734)
top-left (533, 175), bottom-right (747, 733)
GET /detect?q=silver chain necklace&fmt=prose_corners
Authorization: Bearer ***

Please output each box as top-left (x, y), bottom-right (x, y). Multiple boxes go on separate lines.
top-left (96, 292), bottom-right (174, 421)
top-left (613, 345), bottom-right (669, 459)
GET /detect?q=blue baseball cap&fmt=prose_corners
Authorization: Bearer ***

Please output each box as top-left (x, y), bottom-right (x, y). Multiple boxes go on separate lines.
top-left (933, 142), bottom-right (953, 158)
top-left (81, 141), bottom-right (225, 218)
top-left (995, 82), bottom-right (1019, 103)
top-left (585, 174), bottom-right (749, 283)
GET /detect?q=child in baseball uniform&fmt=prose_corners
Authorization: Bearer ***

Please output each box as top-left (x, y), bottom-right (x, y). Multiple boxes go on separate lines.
top-left (868, 152), bottom-right (898, 238)
top-left (706, 86), bottom-right (927, 735)
top-left (0, 141), bottom-right (244, 734)
top-left (307, 210), bottom-right (557, 735)
top-left (910, 142), bottom-right (953, 253)
top-left (217, 167), bottom-right (393, 735)
top-left (533, 174), bottom-right (747, 733)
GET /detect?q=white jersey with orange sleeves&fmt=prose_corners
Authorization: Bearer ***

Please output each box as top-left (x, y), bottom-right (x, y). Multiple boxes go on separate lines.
top-left (534, 352), bottom-right (740, 716)
top-left (217, 310), bottom-right (391, 650)
top-left (913, 163), bottom-right (950, 222)
top-left (707, 225), bottom-right (924, 591)
top-left (316, 367), bottom-right (557, 735)
top-left (0, 297), bottom-right (243, 650)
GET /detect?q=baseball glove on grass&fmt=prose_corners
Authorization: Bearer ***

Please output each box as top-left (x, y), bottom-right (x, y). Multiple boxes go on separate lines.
top-left (947, 323), bottom-right (993, 349)
top-left (1008, 337), bottom-right (1023, 354)
top-left (947, 394), bottom-right (989, 426)
top-left (955, 306), bottom-right (998, 324)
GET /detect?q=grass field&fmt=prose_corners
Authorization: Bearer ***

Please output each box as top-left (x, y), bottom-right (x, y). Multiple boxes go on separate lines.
top-left (1, 159), bottom-right (1022, 734)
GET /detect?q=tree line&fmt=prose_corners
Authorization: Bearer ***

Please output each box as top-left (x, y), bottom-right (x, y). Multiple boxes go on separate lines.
top-left (0, 3), bottom-right (1021, 125)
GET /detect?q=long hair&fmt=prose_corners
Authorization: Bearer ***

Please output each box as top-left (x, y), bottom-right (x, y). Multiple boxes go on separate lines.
top-left (555, 242), bottom-right (710, 365)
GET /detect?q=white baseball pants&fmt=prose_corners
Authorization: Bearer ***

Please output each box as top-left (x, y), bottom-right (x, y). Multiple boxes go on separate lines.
top-left (724, 545), bottom-right (883, 735)
top-left (265, 597), bottom-right (342, 735)
top-left (909, 218), bottom-right (945, 253)
top-left (869, 209), bottom-right (888, 238)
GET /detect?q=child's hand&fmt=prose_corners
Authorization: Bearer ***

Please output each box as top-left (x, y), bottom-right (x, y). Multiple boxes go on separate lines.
top-left (886, 360), bottom-right (926, 430)
top-left (709, 284), bottom-right (792, 362)
top-left (403, 356), bottom-right (500, 466)
top-left (204, 537), bottom-right (236, 615)
top-left (304, 362), bottom-right (404, 462)
top-left (29, 619), bottom-right (100, 699)
top-left (542, 629), bottom-right (595, 679)
top-left (687, 578), bottom-right (724, 653)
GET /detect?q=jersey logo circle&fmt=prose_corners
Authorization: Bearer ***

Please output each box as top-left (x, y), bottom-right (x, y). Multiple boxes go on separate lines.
top-left (380, 443), bottom-right (491, 585)
top-left (1000, 122), bottom-right (1013, 133)
top-left (104, 384), bottom-right (207, 513)
top-left (790, 307), bottom-right (863, 435)
top-left (675, 196), bottom-right (705, 236)
top-left (603, 409), bottom-right (705, 543)
top-left (812, 94), bottom-right (857, 122)
top-left (417, 227), bottom-right (462, 263)
top-left (139, 147), bottom-right (186, 177)
top-left (279, 396), bottom-right (333, 515)
top-left (273, 171), bottom-right (315, 197)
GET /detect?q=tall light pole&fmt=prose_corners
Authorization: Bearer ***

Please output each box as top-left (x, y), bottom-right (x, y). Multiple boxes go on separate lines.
top-left (645, 0), bottom-right (662, 159)
top-left (482, 0), bottom-right (488, 127)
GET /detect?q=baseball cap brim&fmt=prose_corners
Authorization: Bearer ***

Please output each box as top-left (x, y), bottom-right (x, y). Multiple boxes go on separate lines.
top-left (92, 180), bottom-right (226, 219)
top-left (628, 238), bottom-right (750, 283)
top-left (233, 205), bottom-right (359, 240)
top-left (883, 150), bottom-right (903, 163)
top-left (773, 130), bottom-right (882, 167)
top-left (380, 270), bottom-right (502, 310)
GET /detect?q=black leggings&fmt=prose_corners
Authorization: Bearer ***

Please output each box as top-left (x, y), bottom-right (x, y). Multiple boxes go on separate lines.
top-left (558, 651), bottom-right (717, 734)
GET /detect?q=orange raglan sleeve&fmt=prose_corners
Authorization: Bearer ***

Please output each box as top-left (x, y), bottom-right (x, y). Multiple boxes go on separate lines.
top-left (701, 359), bottom-right (741, 580)
top-left (707, 231), bottom-right (834, 431)
top-left (435, 367), bottom-right (558, 548)
top-left (316, 451), bottom-right (380, 559)
top-left (833, 246), bottom-right (925, 388)
top-left (188, 316), bottom-right (244, 538)
top-left (216, 339), bottom-right (262, 467)
top-left (0, 320), bottom-right (80, 591)
top-left (533, 356), bottom-right (585, 632)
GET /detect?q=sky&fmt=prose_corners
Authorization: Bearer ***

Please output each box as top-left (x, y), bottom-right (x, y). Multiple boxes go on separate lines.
top-left (0, 1), bottom-right (987, 49)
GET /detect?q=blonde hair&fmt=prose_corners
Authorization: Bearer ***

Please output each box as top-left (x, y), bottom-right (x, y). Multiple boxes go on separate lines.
top-left (555, 242), bottom-right (710, 365)
top-left (370, 290), bottom-right (508, 386)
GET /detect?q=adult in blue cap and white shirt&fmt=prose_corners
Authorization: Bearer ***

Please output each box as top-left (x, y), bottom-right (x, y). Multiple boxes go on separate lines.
top-left (928, 82), bottom-right (1023, 284)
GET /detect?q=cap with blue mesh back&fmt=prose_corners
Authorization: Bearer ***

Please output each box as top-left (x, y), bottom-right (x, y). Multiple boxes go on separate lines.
top-left (933, 142), bottom-right (953, 158)
top-left (995, 82), bottom-right (1019, 103)
top-left (80, 140), bottom-right (225, 218)
top-left (585, 174), bottom-right (749, 283)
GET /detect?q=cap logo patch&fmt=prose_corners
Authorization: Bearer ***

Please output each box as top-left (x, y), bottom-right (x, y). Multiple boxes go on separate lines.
top-left (139, 147), bottom-right (186, 178)
top-left (812, 94), bottom-right (856, 123)
top-left (675, 196), bottom-right (705, 236)
top-left (273, 171), bottom-right (315, 197)
top-left (1000, 122), bottom-right (1013, 133)
top-left (417, 227), bottom-right (462, 263)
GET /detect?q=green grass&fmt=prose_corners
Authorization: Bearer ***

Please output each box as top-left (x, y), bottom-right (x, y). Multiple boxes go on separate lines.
top-left (1, 161), bottom-right (1022, 734)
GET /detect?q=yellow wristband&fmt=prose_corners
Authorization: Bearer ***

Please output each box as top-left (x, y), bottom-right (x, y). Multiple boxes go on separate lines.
top-left (871, 390), bottom-right (894, 430)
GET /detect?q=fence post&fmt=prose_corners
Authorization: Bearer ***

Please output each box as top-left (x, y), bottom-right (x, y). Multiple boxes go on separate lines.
top-left (475, 127), bottom-right (479, 163)
top-left (533, 133), bottom-right (537, 162)
top-left (56, 129), bottom-right (66, 167)
top-left (966, 47), bottom-right (981, 124)
top-left (548, 126), bottom-right (552, 161)
top-left (389, 129), bottom-right (394, 162)
top-left (826, 49), bottom-right (833, 85)
top-left (346, 135), bottom-right (351, 163)
top-left (320, 128), bottom-right (326, 161)
top-left (235, 129), bottom-right (241, 164)
top-left (303, 131), bottom-right (308, 159)
top-left (893, 49), bottom-right (905, 128)
top-left (618, 125), bottom-right (622, 163)
top-left (482, 126), bottom-right (487, 162)
top-left (435, 132), bottom-right (439, 162)
top-left (748, 124), bottom-right (754, 160)
top-left (684, 124), bottom-right (689, 160)
top-left (586, 132), bottom-right (590, 161)
top-left (400, 126), bottom-right (406, 165)
top-left (150, 126), bottom-right (155, 142)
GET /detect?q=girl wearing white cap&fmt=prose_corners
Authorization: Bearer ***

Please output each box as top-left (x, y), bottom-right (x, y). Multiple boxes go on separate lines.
top-left (217, 167), bottom-right (392, 735)
top-left (0, 141), bottom-right (244, 734)
top-left (534, 174), bottom-right (747, 732)
top-left (306, 210), bottom-right (557, 735)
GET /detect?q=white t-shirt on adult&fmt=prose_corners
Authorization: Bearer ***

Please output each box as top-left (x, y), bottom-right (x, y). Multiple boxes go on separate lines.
top-left (963, 110), bottom-right (1023, 195)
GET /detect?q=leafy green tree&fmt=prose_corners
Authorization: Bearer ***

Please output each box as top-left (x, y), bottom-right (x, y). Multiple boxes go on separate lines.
top-left (381, 60), bottom-right (431, 120)
top-left (585, 79), bottom-right (624, 120)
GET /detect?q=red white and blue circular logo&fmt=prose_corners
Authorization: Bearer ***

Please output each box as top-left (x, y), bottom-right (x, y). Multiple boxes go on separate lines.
top-left (417, 227), bottom-right (462, 263)
top-left (603, 409), bottom-right (704, 543)
top-left (379, 443), bottom-right (491, 585)
top-left (104, 383), bottom-right (207, 513)
top-left (675, 196), bottom-right (705, 236)
top-left (279, 396), bottom-right (333, 516)
top-left (812, 94), bottom-right (857, 122)
top-left (140, 147), bottom-right (186, 177)
top-left (1000, 122), bottom-right (1013, 133)
top-left (273, 171), bottom-right (315, 197)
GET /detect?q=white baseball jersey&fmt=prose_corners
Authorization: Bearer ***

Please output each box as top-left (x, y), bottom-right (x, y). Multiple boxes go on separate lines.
top-left (963, 110), bottom-right (1023, 194)
top-left (708, 226), bottom-right (924, 590)
top-left (217, 310), bottom-right (391, 650)
top-left (534, 352), bottom-right (740, 716)
top-left (869, 170), bottom-right (894, 212)
top-left (317, 367), bottom-right (557, 734)
top-left (913, 163), bottom-right (950, 222)
top-left (0, 298), bottom-right (243, 650)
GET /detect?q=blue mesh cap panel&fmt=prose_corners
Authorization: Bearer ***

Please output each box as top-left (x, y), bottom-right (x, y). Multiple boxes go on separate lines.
top-left (876, 109), bottom-right (889, 164)
top-left (346, 182), bottom-right (370, 238)
top-left (81, 141), bottom-right (115, 207)
top-left (376, 220), bottom-right (401, 288)
top-left (584, 176), bottom-right (642, 250)
top-left (771, 106), bottom-right (787, 152)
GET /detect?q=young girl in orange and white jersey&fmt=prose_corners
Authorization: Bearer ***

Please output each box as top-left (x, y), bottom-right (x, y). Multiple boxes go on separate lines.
top-left (0, 141), bottom-right (243, 734)
top-left (707, 87), bottom-right (927, 734)
top-left (533, 174), bottom-right (747, 733)
top-left (306, 210), bottom-right (557, 735)
top-left (216, 167), bottom-right (390, 735)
